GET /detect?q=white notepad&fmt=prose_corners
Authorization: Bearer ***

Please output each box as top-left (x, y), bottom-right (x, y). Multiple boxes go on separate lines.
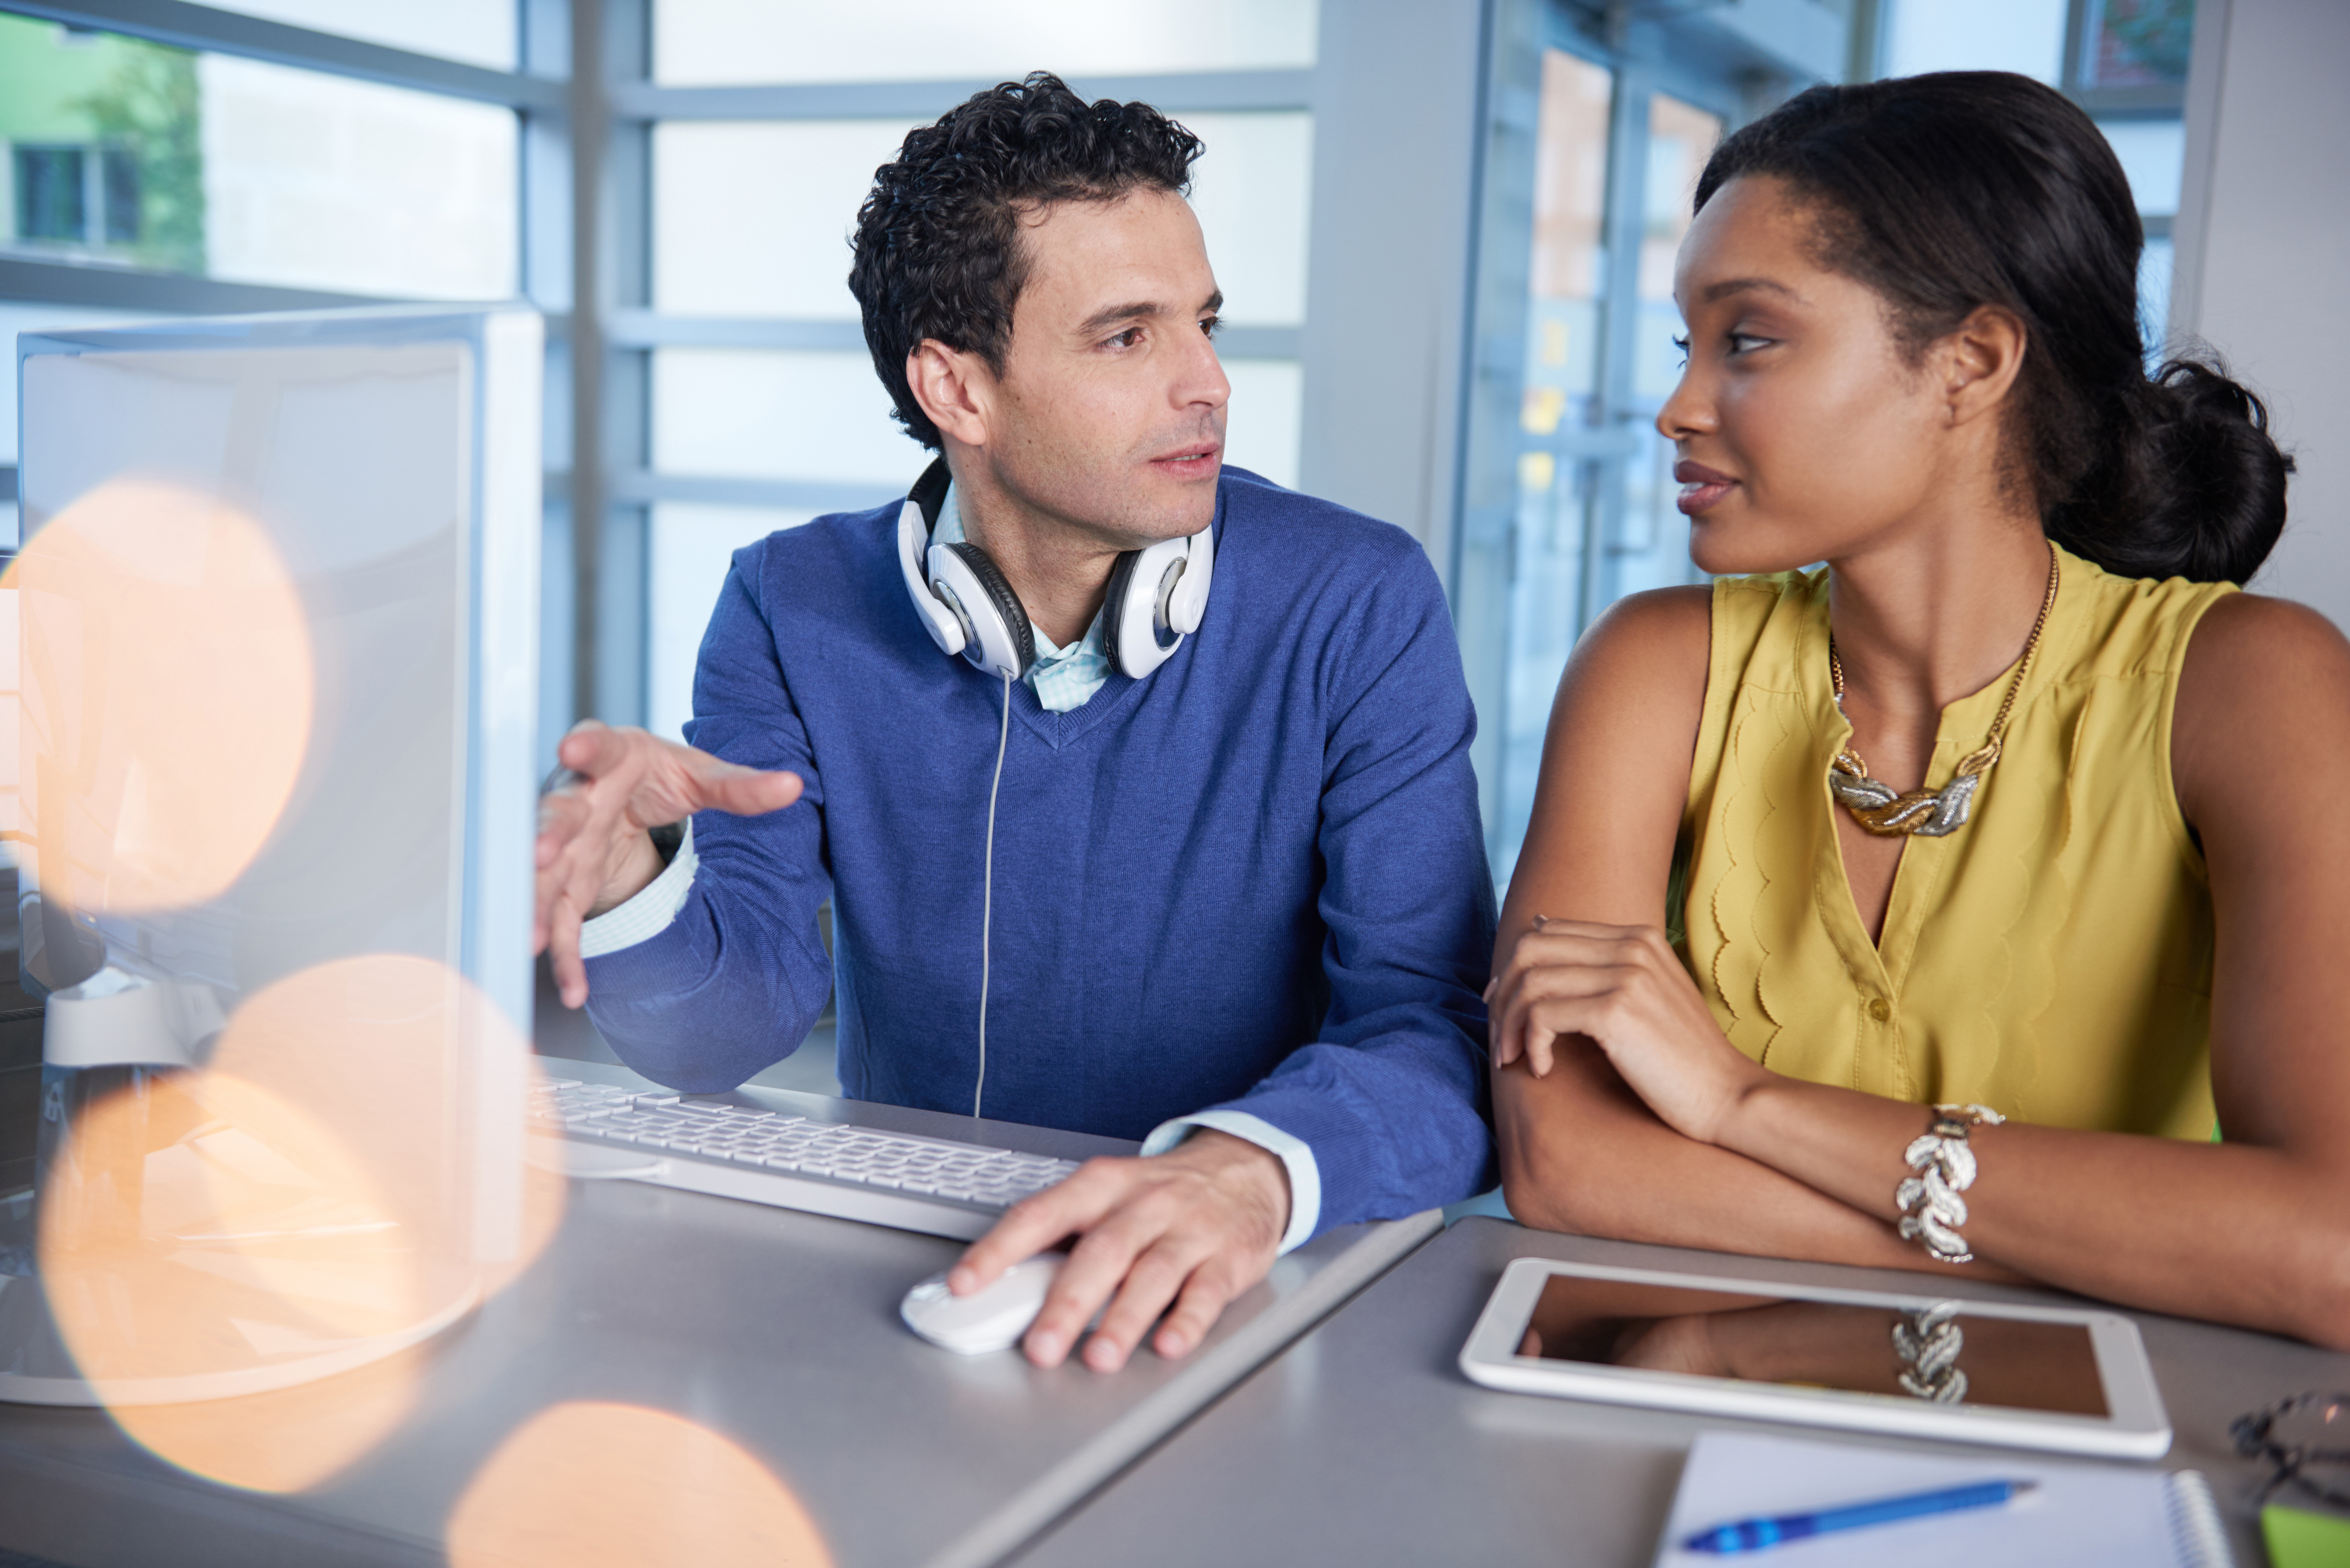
top-left (1654, 1432), bottom-right (2234, 1567)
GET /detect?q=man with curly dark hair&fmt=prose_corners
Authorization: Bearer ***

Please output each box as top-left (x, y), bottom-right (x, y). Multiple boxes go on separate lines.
top-left (535, 74), bottom-right (1494, 1371)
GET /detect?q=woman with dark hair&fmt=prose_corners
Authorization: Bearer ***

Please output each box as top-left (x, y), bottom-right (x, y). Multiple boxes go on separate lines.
top-left (1488, 71), bottom-right (2350, 1346)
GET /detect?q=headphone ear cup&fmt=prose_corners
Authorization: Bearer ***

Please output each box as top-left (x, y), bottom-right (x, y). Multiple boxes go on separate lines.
top-left (1105, 536), bottom-right (1194, 680)
top-left (899, 498), bottom-right (967, 657)
top-left (1101, 548), bottom-right (1144, 678)
top-left (942, 541), bottom-right (1036, 676)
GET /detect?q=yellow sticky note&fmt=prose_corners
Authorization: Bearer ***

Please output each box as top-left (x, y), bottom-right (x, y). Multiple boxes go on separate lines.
top-left (2264, 1504), bottom-right (2350, 1568)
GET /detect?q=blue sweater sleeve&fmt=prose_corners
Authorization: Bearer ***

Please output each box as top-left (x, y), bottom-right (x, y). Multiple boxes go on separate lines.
top-left (1196, 542), bottom-right (1498, 1236)
top-left (580, 552), bottom-right (835, 1090)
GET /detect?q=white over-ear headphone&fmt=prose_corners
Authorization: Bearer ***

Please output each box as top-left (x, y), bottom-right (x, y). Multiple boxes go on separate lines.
top-left (896, 459), bottom-right (1215, 682)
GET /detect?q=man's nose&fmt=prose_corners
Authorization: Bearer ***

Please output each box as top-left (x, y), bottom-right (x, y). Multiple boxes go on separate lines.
top-left (1179, 328), bottom-right (1230, 412)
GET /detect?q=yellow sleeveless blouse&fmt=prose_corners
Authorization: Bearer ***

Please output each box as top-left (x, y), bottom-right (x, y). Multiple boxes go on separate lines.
top-left (1677, 543), bottom-right (2232, 1139)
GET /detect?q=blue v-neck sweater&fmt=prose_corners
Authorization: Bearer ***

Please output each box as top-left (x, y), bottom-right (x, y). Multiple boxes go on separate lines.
top-left (583, 468), bottom-right (1497, 1240)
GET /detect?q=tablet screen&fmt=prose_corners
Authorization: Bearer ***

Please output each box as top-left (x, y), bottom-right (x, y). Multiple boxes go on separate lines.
top-left (1517, 1276), bottom-right (2108, 1417)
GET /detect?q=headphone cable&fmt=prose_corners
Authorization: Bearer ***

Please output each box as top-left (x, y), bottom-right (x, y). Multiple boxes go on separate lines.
top-left (974, 666), bottom-right (1012, 1119)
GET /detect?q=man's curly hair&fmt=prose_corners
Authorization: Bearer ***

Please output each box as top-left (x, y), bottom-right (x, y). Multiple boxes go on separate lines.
top-left (849, 72), bottom-right (1205, 450)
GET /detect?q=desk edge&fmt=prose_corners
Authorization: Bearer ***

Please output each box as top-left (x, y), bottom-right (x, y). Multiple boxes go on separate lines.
top-left (921, 1209), bottom-right (1446, 1568)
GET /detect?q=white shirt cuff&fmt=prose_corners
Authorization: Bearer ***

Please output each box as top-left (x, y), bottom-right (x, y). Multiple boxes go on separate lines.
top-left (578, 820), bottom-right (699, 959)
top-left (1140, 1109), bottom-right (1320, 1255)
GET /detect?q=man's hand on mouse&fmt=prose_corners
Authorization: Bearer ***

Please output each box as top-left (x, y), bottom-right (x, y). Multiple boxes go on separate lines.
top-left (534, 720), bottom-right (804, 1008)
top-left (949, 1128), bottom-right (1290, 1372)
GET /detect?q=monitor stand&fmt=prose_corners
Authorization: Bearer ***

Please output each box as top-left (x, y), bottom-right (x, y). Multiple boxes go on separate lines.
top-left (0, 1177), bottom-right (481, 1408)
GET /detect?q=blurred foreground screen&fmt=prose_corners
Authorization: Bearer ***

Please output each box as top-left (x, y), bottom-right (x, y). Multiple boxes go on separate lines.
top-left (0, 309), bottom-right (554, 1485)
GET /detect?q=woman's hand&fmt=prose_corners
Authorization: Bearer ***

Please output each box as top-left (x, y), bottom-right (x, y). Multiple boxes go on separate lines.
top-left (1486, 916), bottom-right (1766, 1145)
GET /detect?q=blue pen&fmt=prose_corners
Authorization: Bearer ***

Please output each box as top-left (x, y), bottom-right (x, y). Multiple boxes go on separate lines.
top-left (1681, 1479), bottom-right (2038, 1554)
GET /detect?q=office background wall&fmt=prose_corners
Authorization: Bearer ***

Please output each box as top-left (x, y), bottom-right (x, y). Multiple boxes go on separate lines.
top-left (2172, 0), bottom-right (2350, 631)
top-left (1296, 0), bottom-right (1483, 578)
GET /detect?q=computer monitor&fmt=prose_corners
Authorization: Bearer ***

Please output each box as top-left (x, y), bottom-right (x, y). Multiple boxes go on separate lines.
top-left (0, 307), bottom-right (544, 1412)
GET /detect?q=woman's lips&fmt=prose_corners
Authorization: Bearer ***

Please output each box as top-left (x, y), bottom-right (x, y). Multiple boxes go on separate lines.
top-left (1674, 460), bottom-right (1737, 516)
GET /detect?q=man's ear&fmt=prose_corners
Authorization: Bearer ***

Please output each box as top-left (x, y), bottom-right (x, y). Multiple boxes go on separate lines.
top-left (1937, 305), bottom-right (2028, 429)
top-left (906, 339), bottom-right (995, 449)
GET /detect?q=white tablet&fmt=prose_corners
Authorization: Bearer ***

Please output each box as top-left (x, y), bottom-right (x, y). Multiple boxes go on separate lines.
top-left (1458, 1258), bottom-right (2172, 1459)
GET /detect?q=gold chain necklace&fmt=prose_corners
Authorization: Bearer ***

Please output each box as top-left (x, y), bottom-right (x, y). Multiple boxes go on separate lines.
top-left (1827, 547), bottom-right (2060, 838)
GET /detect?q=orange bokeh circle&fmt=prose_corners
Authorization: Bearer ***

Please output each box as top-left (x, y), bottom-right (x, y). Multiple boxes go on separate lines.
top-left (38, 955), bottom-right (564, 1492)
top-left (448, 1402), bottom-right (835, 1568)
top-left (7, 476), bottom-right (314, 914)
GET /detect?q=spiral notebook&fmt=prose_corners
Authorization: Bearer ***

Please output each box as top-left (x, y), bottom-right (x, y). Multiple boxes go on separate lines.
top-left (1653, 1432), bottom-right (2234, 1567)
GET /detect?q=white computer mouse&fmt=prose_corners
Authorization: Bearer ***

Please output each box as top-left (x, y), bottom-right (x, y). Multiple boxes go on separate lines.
top-left (900, 1253), bottom-right (1064, 1355)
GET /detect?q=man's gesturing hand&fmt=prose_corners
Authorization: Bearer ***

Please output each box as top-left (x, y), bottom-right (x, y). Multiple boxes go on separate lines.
top-left (950, 1130), bottom-right (1290, 1372)
top-left (534, 719), bottom-right (803, 1008)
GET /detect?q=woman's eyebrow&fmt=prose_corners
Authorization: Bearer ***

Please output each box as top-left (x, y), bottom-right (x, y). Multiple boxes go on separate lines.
top-left (1700, 277), bottom-right (1803, 304)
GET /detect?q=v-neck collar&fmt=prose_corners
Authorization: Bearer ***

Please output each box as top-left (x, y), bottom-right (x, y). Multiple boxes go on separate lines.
top-left (1003, 661), bottom-right (1141, 749)
top-left (1802, 544), bottom-right (2090, 984)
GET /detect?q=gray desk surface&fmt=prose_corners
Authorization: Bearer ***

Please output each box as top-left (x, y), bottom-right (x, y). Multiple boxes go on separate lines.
top-left (0, 1060), bottom-right (1436, 1568)
top-left (1018, 1216), bottom-right (2350, 1567)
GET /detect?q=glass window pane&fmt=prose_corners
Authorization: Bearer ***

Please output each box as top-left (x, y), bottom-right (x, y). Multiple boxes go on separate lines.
top-left (2097, 118), bottom-right (2185, 216)
top-left (200, 55), bottom-right (516, 298)
top-left (1525, 53), bottom-right (1610, 428)
top-left (1223, 358), bottom-right (1301, 491)
top-left (1884, 0), bottom-right (2067, 82)
top-left (2081, 0), bottom-right (2195, 89)
top-left (655, 0), bottom-right (1317, 87)
top-left (650, 504), bottom-right (818, 741)
top-left (0, 18), bottom-right (515, 298)
top-left (0, 18), bottom-right (198, 270)
top-left (651, 348), bottom-right (925, 486)
top-left (654, 120), bottom-right (921, 318)
top-left (1184, 112), bottom-right (1312, 328)
top-left (193, 0), bottom-right (517, 72)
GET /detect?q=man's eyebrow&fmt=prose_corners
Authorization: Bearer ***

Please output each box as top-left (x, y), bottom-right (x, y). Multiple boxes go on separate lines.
top-left (1075, 291), bottom-right (1226, 339)
top-left (1075, 300), bottom-right (1164, 337)
top-left (1700, 277), bottom-right (1802, 304)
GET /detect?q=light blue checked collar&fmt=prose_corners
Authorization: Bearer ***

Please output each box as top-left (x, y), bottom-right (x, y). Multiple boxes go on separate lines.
top-left (935, 482), bottom-right (1112, 714)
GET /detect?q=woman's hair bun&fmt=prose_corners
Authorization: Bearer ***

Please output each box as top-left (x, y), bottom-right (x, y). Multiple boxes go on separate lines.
top-left (2050, 358), bottom-right (2294, 585)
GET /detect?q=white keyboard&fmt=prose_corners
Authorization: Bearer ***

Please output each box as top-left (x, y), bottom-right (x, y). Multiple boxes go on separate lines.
top-left (533, 1078), bottom-right (1084, 1240)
